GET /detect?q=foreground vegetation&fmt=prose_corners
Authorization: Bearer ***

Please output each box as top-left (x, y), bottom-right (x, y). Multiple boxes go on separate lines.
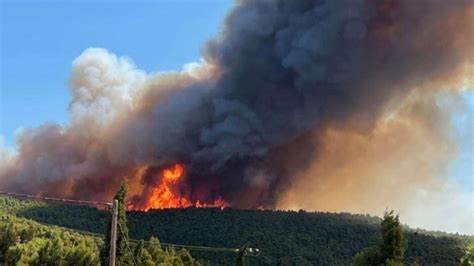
top-left (0, 215), bottom-right (198, 266)
top-left (0, 187), bottom-right (199, 266)
top-left (1, 195), bottom-right (472, 265)
top-left (0, 216), bottom-right (102, 265)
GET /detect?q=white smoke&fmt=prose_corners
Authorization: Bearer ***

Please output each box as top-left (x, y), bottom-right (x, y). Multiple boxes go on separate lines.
top-left (69, 48), bottom-right (147, 130)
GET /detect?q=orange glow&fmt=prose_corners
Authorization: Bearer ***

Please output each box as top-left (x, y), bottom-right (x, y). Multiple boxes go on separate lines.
top-left (195, 197), bottom-right (227, 210)
top-left (162, 164), bottom-right (184, 183)
top-left (129, 163), bottom-right (227, 211)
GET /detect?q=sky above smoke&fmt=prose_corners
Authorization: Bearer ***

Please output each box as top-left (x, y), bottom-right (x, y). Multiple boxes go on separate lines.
top-left (1, 0), bottom-right (473, 234)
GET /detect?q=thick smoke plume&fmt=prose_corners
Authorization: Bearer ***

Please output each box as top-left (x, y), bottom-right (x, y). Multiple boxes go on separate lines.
top-left (1, 0), bottom-right (473, 232)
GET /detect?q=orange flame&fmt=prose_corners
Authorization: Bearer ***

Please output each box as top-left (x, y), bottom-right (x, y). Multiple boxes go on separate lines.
top-left (129, 163), bottom-right (227, 211)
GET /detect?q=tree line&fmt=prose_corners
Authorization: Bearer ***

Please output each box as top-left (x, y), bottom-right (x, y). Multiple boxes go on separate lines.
top-left (1, 183), bottom-right (472, 265)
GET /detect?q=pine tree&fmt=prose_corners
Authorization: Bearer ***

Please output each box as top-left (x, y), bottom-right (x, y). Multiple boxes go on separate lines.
top-left (147, 236), bottom-right (165, 263)
top-left (49, 235), bottom-right (66, 264)
top-left (178, 248), bottom-right (194, 265)
top-left (101, 179), bottom-right (133, 265)
top-left (37, 240), bottom-right (52, 265)
top-left (0, 221), bottom-right (18, 263)
top-left (380, 210), bottom-right (405, 265)
top-left (354, 210), bottom-right (406, 266)
top-left (134, 240), bottom-right (153, 266)
top-left (115, 180), bottom-right (133, 265)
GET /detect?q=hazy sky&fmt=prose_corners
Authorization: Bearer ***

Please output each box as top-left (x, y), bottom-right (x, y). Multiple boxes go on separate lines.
top-left (0, 0), bottom-right (233, 147)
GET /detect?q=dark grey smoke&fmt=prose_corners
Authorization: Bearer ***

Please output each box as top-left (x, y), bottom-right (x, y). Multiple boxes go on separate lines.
top-left (1, 0), bottom-right (472, 208)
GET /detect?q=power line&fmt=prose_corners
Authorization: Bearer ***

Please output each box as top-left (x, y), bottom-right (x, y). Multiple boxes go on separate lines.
top-left (0, 191), bottom-right (111, 207)
top-left (3, 216), bottom-right (243, 254)
top-left (3, 211), bottom-right (248, 254)
top-left (13, 217), bottom-right (243, 253)
top-left (12, 217), bottom-right (105, 238)
top-left (130, 239), bottom-right (241, 253)
top-left (118, 222), bottom-right (137, 266)
top-left (0, 193), bottom-right (260, 256)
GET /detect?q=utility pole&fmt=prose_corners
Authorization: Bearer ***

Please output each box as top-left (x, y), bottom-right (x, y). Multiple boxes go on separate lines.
top-left (237, 245), bottom-right (260, 266)
top-left (109, 199), bottom-right (119, 266)
top-left (237, 246), bottom-right (247, 266)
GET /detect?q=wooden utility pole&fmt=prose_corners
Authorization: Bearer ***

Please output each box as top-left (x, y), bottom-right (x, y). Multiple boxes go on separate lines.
top-left (237, 245), bottom-right (248, 266)
top-left (237, 245), bottom-right (260, 266)
top-left (109, 199), bottom-right (119, 266)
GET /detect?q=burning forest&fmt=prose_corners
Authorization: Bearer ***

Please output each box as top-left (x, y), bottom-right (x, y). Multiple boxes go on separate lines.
top-left (0, 0), bottom-right (473, 233)
top-left (127, 164), bottom-right (227, 211)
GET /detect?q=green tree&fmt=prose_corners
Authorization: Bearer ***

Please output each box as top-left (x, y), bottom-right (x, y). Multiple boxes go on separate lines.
top-left (115, 180), bottom-right (133, 265)
top-left (178, 248), bottom-right (195, 265)
top-left (380, 211), bottom-right (405, 264)
top-left (3, 246), bottom-right (21, 265)
top-left (134, 240), bottom-right (154, 266)
top-left (102, 179), bottom-right (133, 265)
top-left (37, 240), bottom-right (53, 265)
top-left (461, 243), bottom-right (474, 266)
top-left (66, 239), bottom-right (98, 265)
top-left (49, 235), bottom-right (67, 264)
top-left (147, 236), bottom-right (166, 264)
top-left (354, 210), bottom-right (406, 266)
top-left (0, 221), bottom-right (18, 263)
top-left (353, 246), bottom-right (381, 266)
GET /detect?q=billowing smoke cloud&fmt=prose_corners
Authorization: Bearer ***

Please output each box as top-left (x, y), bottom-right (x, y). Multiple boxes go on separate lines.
top-left (0, 136), bottom-right (14, 183)
top-left (277, 89), bottom-right (474, 234)
top-left (1, 0), bottom-right (473, 232)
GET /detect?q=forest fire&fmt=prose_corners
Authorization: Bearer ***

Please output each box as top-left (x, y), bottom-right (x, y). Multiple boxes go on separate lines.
top-left (128, 164), bottom-right (227, 211)
top-left (0, 0), bottom-right (472, 234)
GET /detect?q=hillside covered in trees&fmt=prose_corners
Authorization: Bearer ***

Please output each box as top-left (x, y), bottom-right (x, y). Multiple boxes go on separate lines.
top-left (0, 197), bottom-right (199, 265)
top-left (0, 195), bottom-right (471, 265)
top-left (0, 216), bottom-right (102, 265)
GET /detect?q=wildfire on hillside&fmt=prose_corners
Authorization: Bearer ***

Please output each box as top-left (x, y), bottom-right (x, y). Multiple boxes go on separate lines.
top-left (127, 164), bottom-right (227, 211)
top-left (0, 0), bottom-right (472, 233)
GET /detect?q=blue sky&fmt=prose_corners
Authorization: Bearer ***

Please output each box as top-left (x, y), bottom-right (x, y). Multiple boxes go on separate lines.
top-left (448, 90), bottom-right (474, 189)
top-left (0, 0), bottom-right (233, 147)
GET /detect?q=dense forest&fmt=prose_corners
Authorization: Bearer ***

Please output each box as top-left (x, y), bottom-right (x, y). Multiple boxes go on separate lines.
top-left (0, 216), bottom-right (102, 265)
top-left (0, 197), bottom-right (199, 265)
top-left (0, 196), bottom-right (472, 265)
